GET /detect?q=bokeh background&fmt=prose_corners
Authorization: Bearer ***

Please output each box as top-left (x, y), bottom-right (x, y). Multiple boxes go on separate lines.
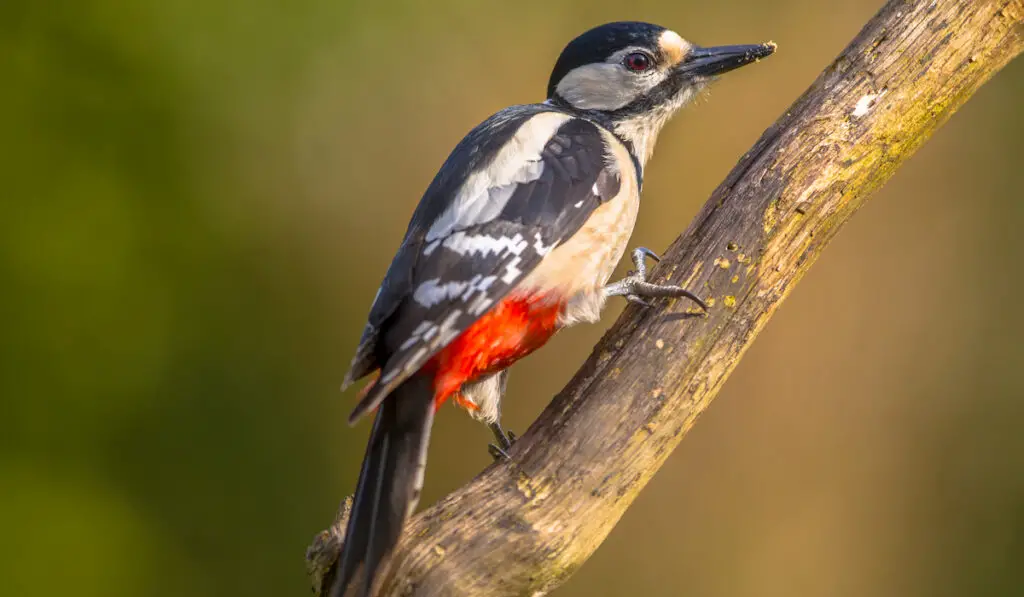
top-left (3, 0), bottom-right (1023, 595)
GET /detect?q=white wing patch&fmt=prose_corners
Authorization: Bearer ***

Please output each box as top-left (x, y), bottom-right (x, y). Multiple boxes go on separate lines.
top-left (441, 231), bottom-right (528, 257)
top-left (555, 52), bottom-right (670, 112)
top-left (425, 112), bottom-right (571, 242)
top-left (533, 232), bottom-right (554, 256)
top-left (468, 296), bottom-right (494, 316)
top-left (502, 256), bottom-right (524, 284)
top-left (399, 321), bottom-right (436, 350)
top-left (412, 274), bottom-right (500, 308)
top-left (386, 309), bottom-right (464, 382)
top-left (413, 279), bottom-right (468, 308)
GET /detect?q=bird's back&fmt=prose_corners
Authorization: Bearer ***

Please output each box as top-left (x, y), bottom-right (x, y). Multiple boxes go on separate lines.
top-left (345, 103), bottom-right (632, 405)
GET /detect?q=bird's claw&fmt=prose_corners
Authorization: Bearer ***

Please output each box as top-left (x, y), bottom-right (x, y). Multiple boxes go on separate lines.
top-left (605, 247), bottom-right (708, 312)
top-left (488, 425), bottom-right (517, 462)
top-left (487, 443), bottom-right (510, 461)
top-left (626, 294), bottom-right (653, 308)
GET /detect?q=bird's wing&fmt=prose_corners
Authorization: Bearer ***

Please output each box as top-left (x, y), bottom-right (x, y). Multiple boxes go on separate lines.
top-left (345, 105), bottom-right (625, 421)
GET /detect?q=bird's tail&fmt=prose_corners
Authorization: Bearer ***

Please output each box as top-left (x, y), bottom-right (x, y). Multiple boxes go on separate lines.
top-left (331, 374), bottom-right (436, 597)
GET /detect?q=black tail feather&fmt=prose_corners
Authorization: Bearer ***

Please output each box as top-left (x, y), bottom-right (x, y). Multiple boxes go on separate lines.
top-left (330, 374), bottom-right (435, 597)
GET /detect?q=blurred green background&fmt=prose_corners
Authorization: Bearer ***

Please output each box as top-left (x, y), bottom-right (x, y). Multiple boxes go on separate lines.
top-left (3, 0), bottom-right (1022, 596)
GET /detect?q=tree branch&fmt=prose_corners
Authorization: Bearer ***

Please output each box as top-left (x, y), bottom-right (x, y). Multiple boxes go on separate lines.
top-left (310, 1), bottom-right (1024, 595)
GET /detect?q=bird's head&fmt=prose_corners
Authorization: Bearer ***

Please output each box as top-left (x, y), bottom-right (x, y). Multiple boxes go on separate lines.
top-left (547, 21), bottom-right (775, 165)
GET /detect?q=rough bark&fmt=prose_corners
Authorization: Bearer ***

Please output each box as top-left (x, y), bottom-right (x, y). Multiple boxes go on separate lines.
top-left (309, 1), bottom-right (1024, 595)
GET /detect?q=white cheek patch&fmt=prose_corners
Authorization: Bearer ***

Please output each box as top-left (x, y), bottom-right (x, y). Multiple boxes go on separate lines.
top-left (555, 58), bottom-right (668, 112)
top-left (555, 63), bottom-right (633, 110)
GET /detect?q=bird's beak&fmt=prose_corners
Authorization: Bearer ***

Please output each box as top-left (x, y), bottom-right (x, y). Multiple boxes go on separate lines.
top-left (677, 42), bottom-right (776, 77)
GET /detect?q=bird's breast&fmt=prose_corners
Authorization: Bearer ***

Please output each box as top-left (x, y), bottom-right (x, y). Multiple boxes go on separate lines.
top-left (520, 131), bottom-right (641, 327)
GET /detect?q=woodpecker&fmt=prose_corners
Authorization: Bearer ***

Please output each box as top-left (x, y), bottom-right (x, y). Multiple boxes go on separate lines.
top-left (332, 21), bottom-right (774, 597)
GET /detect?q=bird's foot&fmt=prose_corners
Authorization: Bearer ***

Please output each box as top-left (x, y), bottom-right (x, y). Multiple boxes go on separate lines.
top-left (487, 423), bottom-right (517, 462)
top-left (605, 247), bottom-right (708, 311)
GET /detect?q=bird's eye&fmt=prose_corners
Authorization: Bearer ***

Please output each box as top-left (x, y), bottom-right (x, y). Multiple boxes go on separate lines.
top-left (624, 52), bottom-right (653, 72)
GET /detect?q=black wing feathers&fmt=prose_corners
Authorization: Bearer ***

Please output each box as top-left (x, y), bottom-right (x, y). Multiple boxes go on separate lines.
top-left (347, 109), bottom-right (622, 419)
top-left (366, 107), bottom-right (540, 327)
top-left (501, 119), bottom-right (608, 231)
top-left (343, 107), bottom-right (546, 387)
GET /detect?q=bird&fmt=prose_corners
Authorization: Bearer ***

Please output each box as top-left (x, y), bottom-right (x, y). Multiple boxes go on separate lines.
top-left (331, 21), bottom-right (775, 597)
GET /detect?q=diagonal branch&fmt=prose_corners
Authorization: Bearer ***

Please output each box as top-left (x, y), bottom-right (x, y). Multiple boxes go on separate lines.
top-left (311, 1), bottom-right (1024, 595)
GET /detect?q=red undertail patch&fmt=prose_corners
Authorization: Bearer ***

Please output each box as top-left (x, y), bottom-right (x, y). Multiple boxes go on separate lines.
top-left (427, 293), bottom-right (565, 410)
